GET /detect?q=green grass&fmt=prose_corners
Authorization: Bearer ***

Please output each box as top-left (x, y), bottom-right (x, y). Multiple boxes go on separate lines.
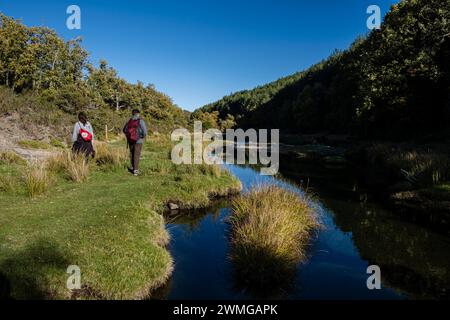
top-left (50, 138), bottom-right (66, 149)
top-left (18, 140), bottom-right (51, 150)
top-left (0, 136), bottom-right (241, 299)
top-left (229, 185), bottom-right (318, 290)
top-left (0, 151), bottom-right (27, 166)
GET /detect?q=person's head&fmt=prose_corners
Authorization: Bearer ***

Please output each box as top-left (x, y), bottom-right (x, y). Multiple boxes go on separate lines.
top-left (132, 109), bottom-right (140, 117)
top-left (78, 112), bottom-right (88, 124)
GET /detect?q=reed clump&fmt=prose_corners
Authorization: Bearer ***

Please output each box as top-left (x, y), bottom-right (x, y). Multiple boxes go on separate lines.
top-left (23, 164), bottom-right (52, 198)
top-left (94, 141), bottom-right (127, 169)
top-left (229, 185), bottom-right (319, 288)
top-left (46, 151), bottom-right (90, 183)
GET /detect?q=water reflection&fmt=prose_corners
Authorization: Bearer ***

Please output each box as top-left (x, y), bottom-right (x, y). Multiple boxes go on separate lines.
top-left (156, 155), bottom-right (450, 300)
top-left (328, 198), bottom-right (450, 299)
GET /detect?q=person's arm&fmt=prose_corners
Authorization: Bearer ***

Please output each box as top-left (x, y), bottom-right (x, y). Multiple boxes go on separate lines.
top-left (89, 123), bottom-right (95, 141)
top-left (140, 120), bottom-right (148, 138)
top-left (72, 123), bottom-right (79, 143)
top-left (123, 121), bottom-right (128, 135)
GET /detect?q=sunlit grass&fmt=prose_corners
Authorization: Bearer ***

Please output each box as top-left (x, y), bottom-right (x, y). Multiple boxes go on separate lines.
top-left (229, 185), bottom-right (319, 288)
top-left (94, 141), bottom-right (127, 169)
top-left (0, 151), bottom-right (27, 166)
top-left (23, 164), bottom-right (52, 198)
top-left (18, 140), bottom-right (51, 150)
top-left (0, 137), bottom-right (241, 299)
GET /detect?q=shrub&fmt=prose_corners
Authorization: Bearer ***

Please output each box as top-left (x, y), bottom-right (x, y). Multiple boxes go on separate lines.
top-left (229, 185), bottom-right (319, 288)
top-left (23, 164), bottom-right (52, 198)
top-left (0, 152), bottom-right (27, 166)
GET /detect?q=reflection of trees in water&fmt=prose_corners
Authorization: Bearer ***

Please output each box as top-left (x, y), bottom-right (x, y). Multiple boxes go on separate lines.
top-left (164, 199), bottom-right (229, 234)
top-left (328, 198), bottom-right (450, 299)
top-left (278, 154), bottom-right (450, 299)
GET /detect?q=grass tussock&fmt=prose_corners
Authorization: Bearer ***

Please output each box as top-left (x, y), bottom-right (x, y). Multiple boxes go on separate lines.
top-left (229, 185), bottom-right (319, 288)
top-left (46, 151), bottom-right (90, 183)
top-left (66, 153), bottom-right (90, 183)
top-left (23, 164), bottom-right (52, 198)
top-left (94, 141), bottom-right (127, 169)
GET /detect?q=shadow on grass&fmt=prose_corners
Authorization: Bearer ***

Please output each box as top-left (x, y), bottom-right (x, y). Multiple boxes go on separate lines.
top-left (0, 238), bottom-right (72, 300)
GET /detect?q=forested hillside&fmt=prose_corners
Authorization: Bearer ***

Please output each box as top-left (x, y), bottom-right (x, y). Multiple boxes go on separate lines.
top-left (196, 0), bottom-right (450, 139)
top-left (0, 14), bottom-right (187, 138)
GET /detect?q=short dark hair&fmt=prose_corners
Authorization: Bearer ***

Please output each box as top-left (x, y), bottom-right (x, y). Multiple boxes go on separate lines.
top-left (78, 112), bottom-right (87, 120)
top-left (132, 109), bottom-right (140, 115)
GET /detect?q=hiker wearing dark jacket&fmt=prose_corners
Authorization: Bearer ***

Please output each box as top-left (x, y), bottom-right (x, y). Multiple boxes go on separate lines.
top-left (123, 109), bottom-right (148, 176)
top-left (72, 112), bottom-right (95, 158)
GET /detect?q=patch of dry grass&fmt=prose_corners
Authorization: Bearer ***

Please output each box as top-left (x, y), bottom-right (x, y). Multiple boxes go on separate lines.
top-left (46, 151), bottom-right (90, 183)
top-left (23, 164), bottom-right (52, 198)
top-left (229, 185), bottom-right (319, 288)
top-left (94, 141), bottom-right (127, 169)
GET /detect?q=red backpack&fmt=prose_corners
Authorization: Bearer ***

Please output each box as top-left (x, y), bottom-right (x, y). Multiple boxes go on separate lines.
top-left (79, 122), bottom-right (93, 142)
top-left (126, 119), bottom-right (140, 143)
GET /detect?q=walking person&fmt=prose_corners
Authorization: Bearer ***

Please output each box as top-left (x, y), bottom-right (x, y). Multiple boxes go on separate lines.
top-left (72, 112), bottom-right (95, 158)
top-left (123, 109), bottom-right (148, 176)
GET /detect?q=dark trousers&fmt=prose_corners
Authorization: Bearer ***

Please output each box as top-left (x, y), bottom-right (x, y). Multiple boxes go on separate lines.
top-left (72, 136), bottom-right (95, 158)
top-left (129, 143), bottom-right (143, 171)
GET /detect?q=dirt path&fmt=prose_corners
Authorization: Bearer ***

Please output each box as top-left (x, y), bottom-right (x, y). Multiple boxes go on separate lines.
top-left (0, 114), bottom-right (58, 161)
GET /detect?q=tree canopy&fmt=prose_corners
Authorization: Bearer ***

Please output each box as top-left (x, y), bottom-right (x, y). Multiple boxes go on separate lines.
top-left (0, 13), bottom-right (187, 127)
top-left (196, 0), bottom-right (450, 139)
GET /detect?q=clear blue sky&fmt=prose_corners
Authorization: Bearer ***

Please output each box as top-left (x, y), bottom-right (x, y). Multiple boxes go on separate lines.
top-left (1, 0), bottom-right (399, 111)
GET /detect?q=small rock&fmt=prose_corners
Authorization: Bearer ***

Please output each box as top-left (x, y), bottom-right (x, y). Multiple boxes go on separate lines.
top-left (168, 202), bottom-right (179, 211)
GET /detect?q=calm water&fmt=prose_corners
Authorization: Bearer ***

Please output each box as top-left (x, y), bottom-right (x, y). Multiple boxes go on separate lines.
top-left (156, 155), bottom-right (450, 300)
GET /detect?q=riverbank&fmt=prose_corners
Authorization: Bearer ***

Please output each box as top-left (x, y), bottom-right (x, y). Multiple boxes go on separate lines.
top-left (0, 135), bottom-right (241, 299)
top-left (278, 134), bottom-right (450, 232)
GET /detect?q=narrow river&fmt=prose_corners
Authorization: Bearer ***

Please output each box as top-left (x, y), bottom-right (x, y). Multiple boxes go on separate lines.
top-left (155, 155), bottom-right (450, 300)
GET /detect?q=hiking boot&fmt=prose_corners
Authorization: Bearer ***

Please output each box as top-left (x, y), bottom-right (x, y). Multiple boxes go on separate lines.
top-left (133, 170), bottom-right (140, 176)
top-left (128, 167), bottom-right (134, 174)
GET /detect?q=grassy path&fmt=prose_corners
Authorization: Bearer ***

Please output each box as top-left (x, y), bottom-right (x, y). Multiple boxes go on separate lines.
top-left (0, 138), bottom-right (241, 299)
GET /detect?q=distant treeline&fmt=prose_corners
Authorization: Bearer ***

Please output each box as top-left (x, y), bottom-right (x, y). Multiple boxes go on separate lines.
top-left (195, 0), bottom-right (450, 139)
top-left (0, 13), bottom-right (187, 128)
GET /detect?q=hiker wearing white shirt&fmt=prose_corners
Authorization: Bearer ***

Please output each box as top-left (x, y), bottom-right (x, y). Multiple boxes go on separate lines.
top-left (72, 112), bottom-right (96, 158)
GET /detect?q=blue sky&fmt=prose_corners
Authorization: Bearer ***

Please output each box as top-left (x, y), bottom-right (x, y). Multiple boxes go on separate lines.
top-left (1, 0), bottom-right (399, 111)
